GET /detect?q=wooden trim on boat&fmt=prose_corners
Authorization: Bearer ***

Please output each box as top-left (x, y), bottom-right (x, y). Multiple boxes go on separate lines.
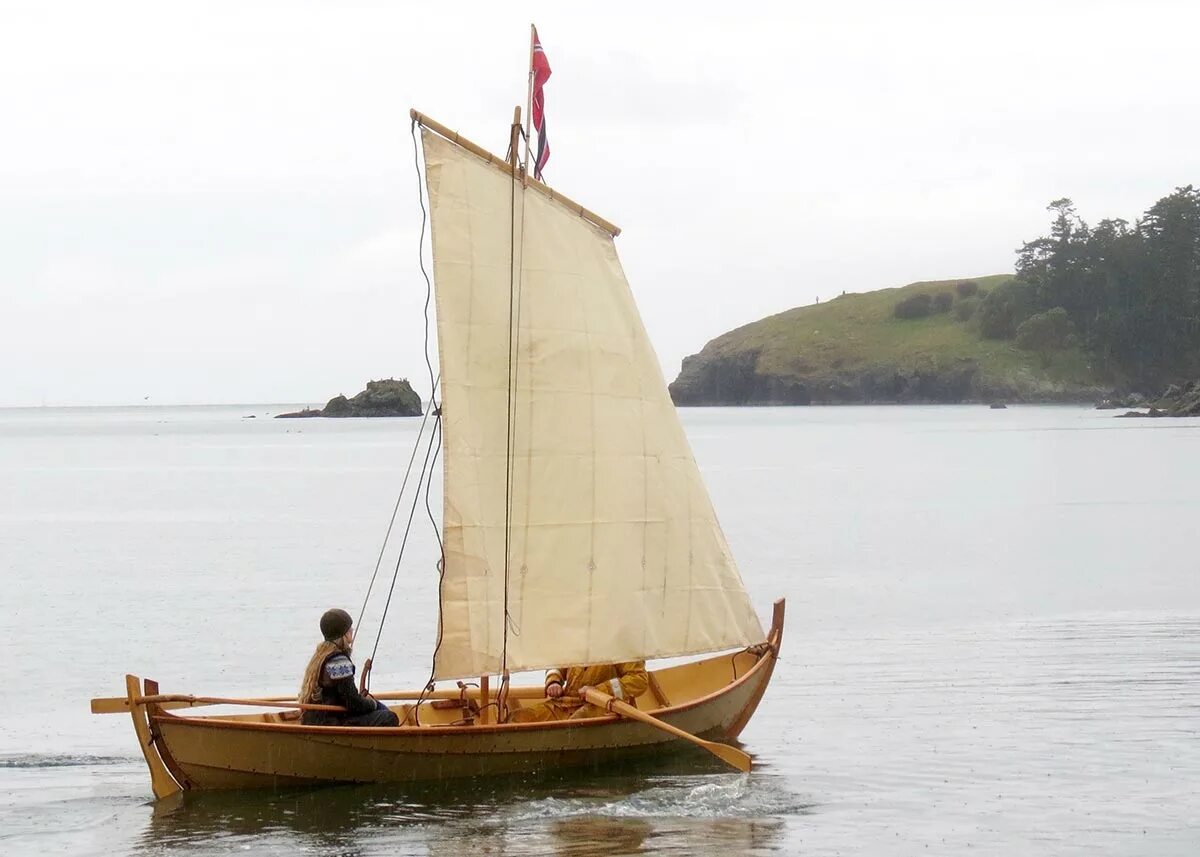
top-left (726, 598), bottom-right (785, 738)
top-left (647, 673), bottom-right (672, 708)
top-left (149, 632), bottom-right (779, 739)
top-left (115, 599), bottom-right (785, 794)
top-left (410, 109), bottom-right (622, 237)
top-left (125, 675), bottom-right (181, 799)
top-left (144, 678), bottom-right (193, 792)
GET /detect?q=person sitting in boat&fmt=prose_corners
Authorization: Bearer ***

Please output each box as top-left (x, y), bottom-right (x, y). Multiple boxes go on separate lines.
top-left (510, 661), bottom-right (648, 723)
top-left (298, 608), bottom-right (399, 727)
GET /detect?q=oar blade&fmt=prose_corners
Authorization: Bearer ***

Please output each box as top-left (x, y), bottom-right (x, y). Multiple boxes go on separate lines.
top-left (704, 739), bottom-right (753, 773)
top-left (90, 697), bottom-right (131, 714)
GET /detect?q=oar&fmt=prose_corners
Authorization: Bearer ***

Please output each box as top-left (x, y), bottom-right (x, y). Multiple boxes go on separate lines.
top-left (91, 694), bottom-right (349, 714)
top-left (581, 687), bottom-right (752, 773)
top-left (91, 694), bottom-right (293, 714)
top-left (91, 685), bottom-right (552, 714)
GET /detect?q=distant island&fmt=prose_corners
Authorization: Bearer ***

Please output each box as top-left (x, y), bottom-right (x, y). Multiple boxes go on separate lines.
top-left (276, 378), bottom-right (422, 418)
top-left (671, 187), bottom-right (1200, 406)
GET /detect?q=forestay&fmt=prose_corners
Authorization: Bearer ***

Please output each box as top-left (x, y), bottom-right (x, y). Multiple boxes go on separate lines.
top-left (421, 127), bottom-right (764, 681)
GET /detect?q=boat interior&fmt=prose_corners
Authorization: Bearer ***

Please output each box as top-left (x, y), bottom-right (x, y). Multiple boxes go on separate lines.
top-left (168, 645), bottom-right (770, 729)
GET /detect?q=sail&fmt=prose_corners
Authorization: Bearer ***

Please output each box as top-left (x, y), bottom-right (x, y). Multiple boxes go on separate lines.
top-left (421, 124), bottom-right (765, 681)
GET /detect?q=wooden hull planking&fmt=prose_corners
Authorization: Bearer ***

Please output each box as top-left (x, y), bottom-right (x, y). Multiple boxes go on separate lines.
top-left (124, 599), bottom-right (784, 796)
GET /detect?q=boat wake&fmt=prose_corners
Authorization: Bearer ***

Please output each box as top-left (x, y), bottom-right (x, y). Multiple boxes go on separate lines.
top-left (0, 753), bottom-right (138, 769)
top-left (509, 773), bottom-right (810, 820)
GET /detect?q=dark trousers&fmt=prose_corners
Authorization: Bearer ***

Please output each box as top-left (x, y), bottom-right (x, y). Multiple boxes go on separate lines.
top-left (342, 701), bottom-right (399, 727)
top-left (303, 701), bottom-right (399, 727)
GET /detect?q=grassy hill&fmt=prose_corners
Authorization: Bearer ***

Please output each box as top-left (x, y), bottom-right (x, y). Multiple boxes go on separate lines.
top-left (670, 275), bottom-right (1107, 405)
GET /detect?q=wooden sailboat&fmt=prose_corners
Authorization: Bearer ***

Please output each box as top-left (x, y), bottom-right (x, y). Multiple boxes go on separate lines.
top-left (91, 101), bottom-right (784, 799)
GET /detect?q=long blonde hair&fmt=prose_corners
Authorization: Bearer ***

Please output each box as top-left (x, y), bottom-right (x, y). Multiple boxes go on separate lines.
top-left (298, 638), bottom-right (349, 704)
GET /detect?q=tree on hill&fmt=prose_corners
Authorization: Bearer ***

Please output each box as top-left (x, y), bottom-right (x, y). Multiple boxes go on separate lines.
top-left (1138, 187), bottom-right (1200, 376)
top-left (979, 279), bottom-right (1035, 339)
top-left (894, 293), bottom-right (934, 319)
top-left (1008, 186), bottom-right (1200, 386)
top-left (1016, 307), bottom-right (1075, 366)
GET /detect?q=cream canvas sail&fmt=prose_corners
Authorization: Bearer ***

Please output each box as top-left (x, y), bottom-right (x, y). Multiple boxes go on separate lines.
top-left (422, 126), bottom-right (764, 681)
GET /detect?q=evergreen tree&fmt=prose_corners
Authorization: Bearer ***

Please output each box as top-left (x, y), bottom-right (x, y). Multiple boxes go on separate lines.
top-left (1010, 187), bottom-right (1200, 386)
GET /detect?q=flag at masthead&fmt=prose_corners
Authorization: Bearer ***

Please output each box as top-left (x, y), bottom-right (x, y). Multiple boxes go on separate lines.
top-left (530, 27), bottom-right (552, 181)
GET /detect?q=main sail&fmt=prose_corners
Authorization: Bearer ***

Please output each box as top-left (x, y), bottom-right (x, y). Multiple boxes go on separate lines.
top-left (420, 122), bottom-right (764, 681)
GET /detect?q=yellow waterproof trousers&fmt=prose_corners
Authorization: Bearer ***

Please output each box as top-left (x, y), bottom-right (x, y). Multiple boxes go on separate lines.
top-left (509, 699), bottom-right (607, 723)
top-left (509, 661), bottom-right (647, 723)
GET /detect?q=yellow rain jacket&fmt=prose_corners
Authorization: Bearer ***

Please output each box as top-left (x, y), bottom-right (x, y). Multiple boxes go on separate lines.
top-left (510, 661), bottom-right (648, 723)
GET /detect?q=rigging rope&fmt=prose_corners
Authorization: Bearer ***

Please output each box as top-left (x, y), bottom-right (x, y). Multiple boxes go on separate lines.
top-left (356, 118), bottom-right (445, 680)
top-left (409, 116), bottom-right (450, 722)
top-left (412, 117), bottom-right (448, 694)
top-left (412, 411), bottom-right (446, 723)
top-left (354, 379), bottom-right (439, 632)
top-left (367, 410), bottom-right (442, 666)
top-left (414, 119), bottom-right (438, 397)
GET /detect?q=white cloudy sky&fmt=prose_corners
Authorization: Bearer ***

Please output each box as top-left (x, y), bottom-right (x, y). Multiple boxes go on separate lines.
top-left (3, 0), bottom-right (1198, 406)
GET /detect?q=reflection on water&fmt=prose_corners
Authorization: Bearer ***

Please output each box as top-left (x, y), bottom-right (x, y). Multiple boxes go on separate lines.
top-left (546, 817), bottom-right (655, 856)
top-left (139, 768), bottom-right (801, 856)
top-left (541, 816), bottom-right (786, 857)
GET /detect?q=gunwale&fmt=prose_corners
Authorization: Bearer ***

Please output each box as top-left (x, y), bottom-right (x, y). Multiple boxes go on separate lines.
top-left (149, 607), bottom-right (782, 739)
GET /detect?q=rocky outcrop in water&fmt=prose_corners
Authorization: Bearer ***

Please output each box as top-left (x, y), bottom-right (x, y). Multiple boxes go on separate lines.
top-left (276, 378), bottom-right (422, 418)
top-left (1096, 392), bottom-right (1148, 410)
top-left (1116, 408), bottom-right (1169, 418)
top-left (1108, 381), bottom-right (1200, 418)
top-left (1151, 381), bottom-right (1200, 416)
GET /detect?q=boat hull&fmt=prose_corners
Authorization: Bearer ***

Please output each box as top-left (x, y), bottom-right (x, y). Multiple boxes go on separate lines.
top-left (130, 599), bottom-right (783, 795)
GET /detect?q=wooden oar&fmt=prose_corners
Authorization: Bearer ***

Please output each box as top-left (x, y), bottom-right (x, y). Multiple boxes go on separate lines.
top-left (92, 694), bottom-right (348, 714)
top-left (582, 687), bottom-right (752, 773)
top-left (91, 694), bottom-right (292, 714)
top-left (91, 685), bottom-right (551, 714)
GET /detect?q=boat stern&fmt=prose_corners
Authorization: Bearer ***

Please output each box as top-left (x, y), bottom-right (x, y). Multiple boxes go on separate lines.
top-left (122, 675), bottom-right (183, 799)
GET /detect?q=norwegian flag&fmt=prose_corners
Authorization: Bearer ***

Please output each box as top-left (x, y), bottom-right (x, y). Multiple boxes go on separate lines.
top-left (531, 28), bottom-right (552, 181)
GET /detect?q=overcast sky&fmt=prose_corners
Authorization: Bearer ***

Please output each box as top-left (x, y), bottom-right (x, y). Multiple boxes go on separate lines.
top-left (3, 1), bottom-right (1198, 406)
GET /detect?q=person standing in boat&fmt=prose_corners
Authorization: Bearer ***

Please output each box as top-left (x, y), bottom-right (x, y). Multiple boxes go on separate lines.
top-left (510, 661), bottom-right (648, 722)
top-left (298, 608), bottom-right (399, 727)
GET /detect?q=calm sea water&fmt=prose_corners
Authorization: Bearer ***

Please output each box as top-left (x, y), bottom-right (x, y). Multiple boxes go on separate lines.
top-left (1, 404), bottom-right (1197, 855)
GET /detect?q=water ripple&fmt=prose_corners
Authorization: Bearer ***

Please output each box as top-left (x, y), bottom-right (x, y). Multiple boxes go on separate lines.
top-left (0, 753), bottom-right (138, 769)
top-left (507, 774), bottom-right (811, 821)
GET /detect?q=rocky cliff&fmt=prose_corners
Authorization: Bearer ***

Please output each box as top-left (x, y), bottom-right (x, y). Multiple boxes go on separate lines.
top-left (669, 276), bottom-right (1109, 405)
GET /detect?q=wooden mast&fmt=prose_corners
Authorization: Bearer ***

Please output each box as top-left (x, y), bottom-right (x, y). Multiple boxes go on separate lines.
top-left (495, 104), bottom-right (524, 721)
top-left (509, 105), bottom-right (523, 173)
top-left (472, 105), bottom-right (526, 726)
